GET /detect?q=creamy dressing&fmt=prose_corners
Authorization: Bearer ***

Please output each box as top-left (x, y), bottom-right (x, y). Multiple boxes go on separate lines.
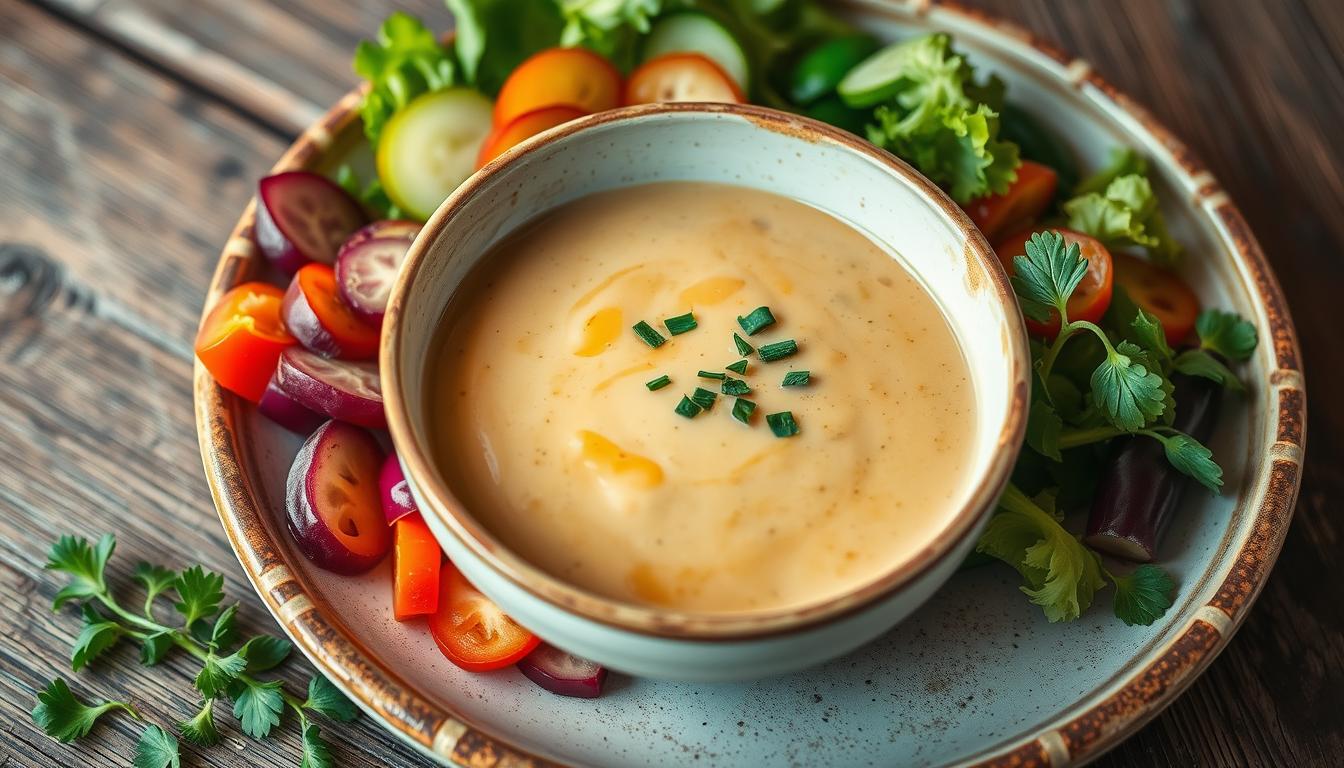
top-left (427, 182), bottom-right (975, 613)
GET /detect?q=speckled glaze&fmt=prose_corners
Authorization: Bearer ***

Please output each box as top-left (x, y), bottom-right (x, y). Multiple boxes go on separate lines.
top-left (195, 1), bottom-right (1304, 765)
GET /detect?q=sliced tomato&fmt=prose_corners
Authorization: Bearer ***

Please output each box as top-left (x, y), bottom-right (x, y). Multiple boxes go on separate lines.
top-left (1113, 253), bottom-right (1201, 345)
top-left (963, 161), bottom-right (1058, 243)
top-left (429, 562), bottom-right (540, 672)
top-left (623, 53), bottom-right (744, 105)
top-left (476, 105), bottom-right (588, 170)
top-left (393, 515), bottom-right (442, 621)
top-left (995, 227), bottom-right (1114, 338)
top-left (195, 282), bottom-right (296, 402)
top-left (494, 47), bottom-right (621, 128)
top-left (282, 263), bottom-right (381, 359)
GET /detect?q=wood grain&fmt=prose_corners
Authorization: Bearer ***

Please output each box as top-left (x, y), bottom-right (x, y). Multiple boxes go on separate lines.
top-left (2, 0), bottom-right (1341, 766)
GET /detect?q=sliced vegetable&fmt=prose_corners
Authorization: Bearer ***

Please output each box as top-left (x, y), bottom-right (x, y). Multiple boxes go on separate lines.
top-left (195, 282), bottom-right (296, 403)
top-left (379, 452), bottom-right (416, 525)
top-left (257, 375), bottom-right (324, 434)
top-left (476, 105), bottom-right (587, 169)
top-left (340, 220), bottom-right (421, 253)
top-left (393, 514), bottom-right (442, 620)
top-left (1113, 254), bottom-right (1200, 345)
top-left (255, 172), bottom-right (367, 274)
top-left (995, 227), bottom-right (1113, 337)
top-left (964, 160), bottom-right (1058, 243)
top-left (642, 12), bottom-right (750, 91)
top-left (336, 236), bottom-right (414, 325)
top-left (789, 34), bottom-right (879, 106)
top-left (623, 53), bottom-right (744, 105)
top-left (517, 644), bottom-right (608, 698)
top-left (272, 347), bottom-right (385, 429)
top-left (429, 562), bottom-right (540, 672)
top-left (352, 12), bottom-right (457, 146)
top-left (493, 47), bottom-right (621, 128)
top-left (282, 263), bottom-right (382, 360)
top-left (377, 87), bottom-right (495, 220)
top-left (286, 420), bottom-right (391, 575)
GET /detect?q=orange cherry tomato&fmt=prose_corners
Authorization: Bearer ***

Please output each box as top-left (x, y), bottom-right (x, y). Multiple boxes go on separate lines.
top-left (963, 161), bottom-right (1058, 243)
top-left (995, 227), bottom-right (1114, 338)
top-left (429, 562), bottom-right (540, 672)
top-left (476, 105), bottom-right (587, 169)
top-left (282, 263), bottom-right (381, 359)
top-left (493, 47), bottom-right (621, 128)
top-left (1113, 253), bottom-right (1201, 345)
top-left (623, 53), bottom-right (744, 106)
top-left (195, 282), bottom-right (296, 402)
top-left (393, 515), bottom-right (442, 621)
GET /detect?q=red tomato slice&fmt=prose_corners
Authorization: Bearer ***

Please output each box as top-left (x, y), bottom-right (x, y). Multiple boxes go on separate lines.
top-left (476, 105), bottom-right (588, 170)
top-left (623, 53), bottom-right (744, 106)
top-left (995, 227), bottom-right (1114, 338)
top-left (429, 562), bottom-right (540, 672)
top-left (1113, 253), bottom-right (1201, 345)
top-left (195, 282), bottom-right (296, 403)
top-left (393, 515), bottom-right (442, 621)
top-left (963, 161), bottom-right (1058, 243)
top-left (494, 47), bottom-right (621, 128)
top-left (282, 263), bottom-right (381, 359)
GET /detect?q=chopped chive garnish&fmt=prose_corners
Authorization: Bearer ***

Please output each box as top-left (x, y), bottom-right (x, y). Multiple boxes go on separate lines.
top-left (725, 359), bottom-right (749, 375)
top-left (690, 387), bottom-right (717, 410)
top-left (698, 370), bottom-right (727, 380)
top-left (664, 312), bottom-right (698, 335)
top-left (646, 375), bottom-right (671, 391)
top-left (731, 398), bottom-right (757, 425)
top-left (781, 370), bottom-right (811, 387)
top-left (758, 339), bottom-right (798, 362)
top-left (766, 411), bottom-right (799, 437)
top-left (633, 321), bottom-right (666, 348)
top-left (721, 377), bottom-right (751, 396)
top-left (733, 333), bottom-right (754, 355)
top-left (675, 396), bottom-right (702, 418)
top-left (737, 306), bottom-right (776, 336)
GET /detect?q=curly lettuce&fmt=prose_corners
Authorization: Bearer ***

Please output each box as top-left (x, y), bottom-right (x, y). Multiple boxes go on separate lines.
top-left (353, 12), bottom-right (457, 146)
top-left (558, 0), bottom-right (663, 66)
top-left (1063, 149), bottom-right (1181, 265)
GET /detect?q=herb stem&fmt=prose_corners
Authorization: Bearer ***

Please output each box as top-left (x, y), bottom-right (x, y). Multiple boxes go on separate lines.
top-left (97, 593), bottom-right (170, 635)
top-left (1038, 319), bottom-right (1114, 384)
top-left (1057, 425), bottom-right (1127, 449)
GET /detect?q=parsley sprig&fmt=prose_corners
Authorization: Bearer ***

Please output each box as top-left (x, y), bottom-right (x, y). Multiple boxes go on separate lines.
top-left (31, 534), bottom-right (357, 767)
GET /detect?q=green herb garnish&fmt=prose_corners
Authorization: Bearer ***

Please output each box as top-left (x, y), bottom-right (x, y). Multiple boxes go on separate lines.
top-left (766, 411), bottom-right (799, 437)
top-left (646, 375), bottom-right (671, 391)
top-left (731, 398), bottom-right (757, 425)
top-left (632, 321), bottom-right (666, 348)
top-left (733, 333), bottom-right (755, 355)
top-left (726, 359), bottom-right (749, 375)
top-left (737, 306), bottom-right (776, 336)
top-left (674, 396), bottom-right (701, 418)
top-left (722, 378), bottom-right (751, 396)
top-left (690, 387), bottom-right (718, 410)
top-left (781, 371), bottom-right (811, 387)
top-left (32, 534), bottom-right (356, 765)
top-left (664, 312), bottom-right (698, 336)
top-left (758, 339), bottom-right (798, 362)
top-left (698, 370), bottom-right (727, 380)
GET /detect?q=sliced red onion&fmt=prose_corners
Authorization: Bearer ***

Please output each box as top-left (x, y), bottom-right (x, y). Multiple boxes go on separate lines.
top-left (274, 347), bottom-right (385, 429)
top-left (379, 452), bottom-right (418, 525)
top-left (255, 171), bottom-right (367, 274)
top-left (336, 237), bottom-right (413, 325)
top-left (258, 373), bottom-right (324, 434)
top-left (517, 644), bottom-right (608, 698)
top-left (340, 220), bottom-right (421, 254)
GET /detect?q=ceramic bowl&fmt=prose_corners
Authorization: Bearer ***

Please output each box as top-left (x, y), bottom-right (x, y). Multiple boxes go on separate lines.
top-left (380, 102), bottom-right (1029, 681)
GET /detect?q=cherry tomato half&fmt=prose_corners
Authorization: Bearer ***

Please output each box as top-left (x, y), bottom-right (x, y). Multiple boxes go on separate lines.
top-left (1113, 253), bottom-right (1201, 345)
top-left (964, 160), bottom-right (1059, 243)
top-left (195, 282), bottom-right (296, 402)
top-left (282, 263), bottom-right (381, 360)
top-left (429, 562), bottom-right (540, 672)
top-left (493, 47), bottom-right (621, 128)
top-left (476, 105), bottom-right (587, 169)
top-left (995, 227), bottom-right (1114, 338)
top-left (393, 514), bottom-right (442, 621)
top-left (623, 53), bottom-right (744, 106)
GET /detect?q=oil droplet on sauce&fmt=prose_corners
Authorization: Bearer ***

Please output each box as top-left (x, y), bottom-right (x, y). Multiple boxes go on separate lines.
top-left (572, 430), bottom-right (664, 489)
top-left (678, 275), bottom-right (745, 307)
top-left (572, 306), bottom-right (622, 357)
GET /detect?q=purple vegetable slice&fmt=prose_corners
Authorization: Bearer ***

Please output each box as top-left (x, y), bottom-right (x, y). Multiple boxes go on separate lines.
top-left (517, 643), bottom-right (608, 698)
top-left (255, 171), bottom-right (367, 274)
top-left (258, 373), bottom-right (324, 434)
top-left (286, 420), bottom-right (390, 574)
top-left (273, 346), bottom-right (385, 429)
top-left (340, 220), bottom-right (421, 254)
top-left (336, 236), bottom-right (414, 325)
top-left (379, 452), bottom-right (417, 526)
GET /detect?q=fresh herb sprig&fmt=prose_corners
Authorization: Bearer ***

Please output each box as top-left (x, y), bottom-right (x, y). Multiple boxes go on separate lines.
top-left (32, 534), bottom-right (357, 767)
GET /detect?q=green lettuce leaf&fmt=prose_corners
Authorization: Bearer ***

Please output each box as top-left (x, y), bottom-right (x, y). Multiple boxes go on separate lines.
top-left (446, 0), bottom-right (565, 94)
top-left (557, 0), bottom-right (662, 67)
top-left (1064, 149), bottom-right (1180, 265)
top-left (353, 12), bottom-right (457, 146)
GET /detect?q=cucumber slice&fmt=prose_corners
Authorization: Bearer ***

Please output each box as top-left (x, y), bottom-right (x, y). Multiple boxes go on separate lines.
top-left (837, 38), bottom-right (926, 109)
top-left (643, 12), bottom-right (749, 91)
top-left (376, 88), bottom-right (494, 221)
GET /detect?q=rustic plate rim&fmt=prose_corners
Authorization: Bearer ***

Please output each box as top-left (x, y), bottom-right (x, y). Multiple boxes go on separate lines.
top-left (192, 2), bottom-right (1306, 766)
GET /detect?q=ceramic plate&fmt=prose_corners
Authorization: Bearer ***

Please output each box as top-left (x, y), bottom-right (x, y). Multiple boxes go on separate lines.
top-left (195, 1), bottom-right (1305, 765)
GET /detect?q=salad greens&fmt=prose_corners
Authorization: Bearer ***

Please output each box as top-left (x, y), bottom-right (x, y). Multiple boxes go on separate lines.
top-left (353, 12), bottom-right (458, 146)
top-left (1063, 150), bottom-right (1181, 265)
top-left (31, 534), bottom-right (356, 767)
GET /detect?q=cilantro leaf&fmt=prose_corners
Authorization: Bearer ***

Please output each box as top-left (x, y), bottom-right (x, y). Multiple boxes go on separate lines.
top-left (178, 698), bottom-right (221, 747)
top-left (133, 562), bottom-right (177, 614)
top-left (1130, 308), bottom-right (1172, 363)
top-left (140, 632), bottom-right (174, 666)
top-left (1110, 564), bottom-right (1175, 626)
top-left (132, 723), bottom-right (180, 768)
top-left (301, 720), bottom-right (337, 768)
top-left (303, 676), bottom-right (357, 722)
top-left (46, 534), bottom-right (114, 609)
top-left (31, 678), bottom-right (138, 743)
top-left (1196, 309), bottom-right (1258, 362)
top-left (976, 485), bottom-right (1107, 622)
top-left (1010, 231), bottom-right (1087, 323)
top-left (1091, 341), bottom-right (1167, 431)
top-left (231, 679), bottom-right (285, 739)
top-left (1173, 349), bottom-right (1244, 391)
top-left (353, 12), bottom-right (457, 145)
top-left (209, 603), bottom-right (240, 650)
top-left (173, 565), bottom-right (225, 628)
top-left (1159, 431), bottom-right (1224, 492)
top-left (194, 650), bottom-right (247, 698)
top-left (241, 635), bottom-right (293, 673)
top-left (71, 608), bottom-right (123, 671)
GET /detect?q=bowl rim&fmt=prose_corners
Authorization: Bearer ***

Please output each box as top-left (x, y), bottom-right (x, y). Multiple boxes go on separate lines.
top-left (379, 100), bottom-right (1032, 640)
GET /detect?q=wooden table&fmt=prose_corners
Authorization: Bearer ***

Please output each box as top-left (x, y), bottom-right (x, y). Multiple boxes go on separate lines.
top-left (2, 1), bottom-right (1339, 765)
